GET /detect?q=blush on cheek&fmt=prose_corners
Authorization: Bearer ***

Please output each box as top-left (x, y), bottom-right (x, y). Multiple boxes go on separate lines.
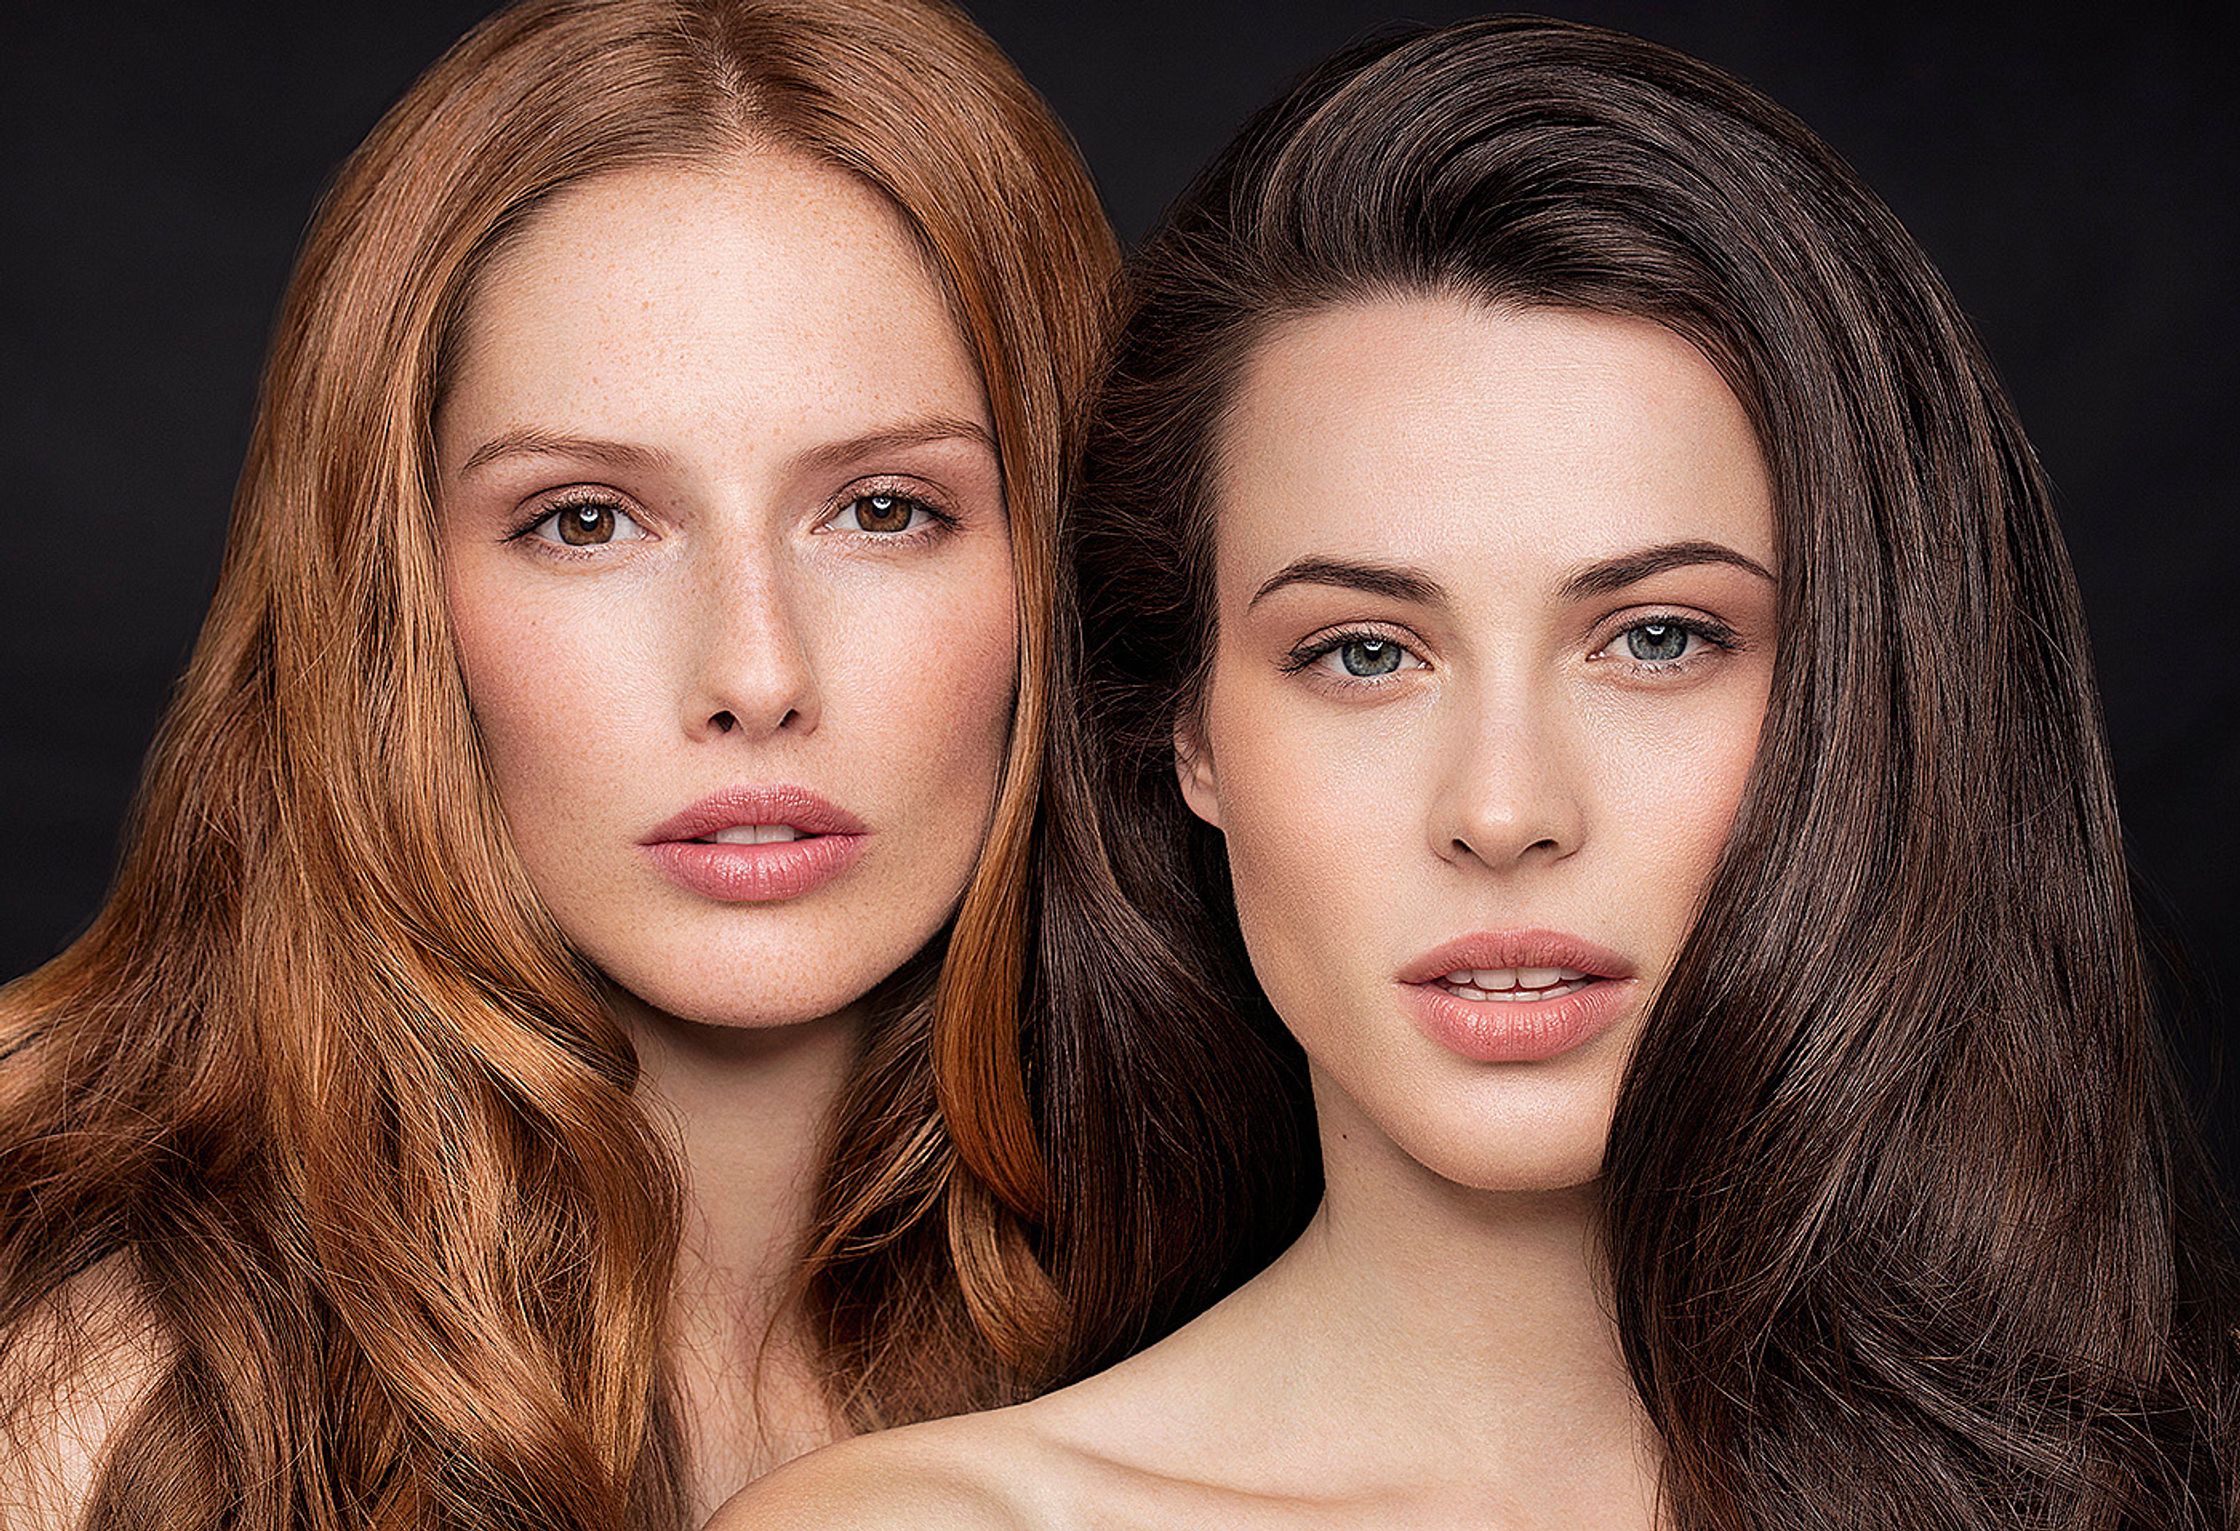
top-left (917, 590), bottom-right (1019, 806)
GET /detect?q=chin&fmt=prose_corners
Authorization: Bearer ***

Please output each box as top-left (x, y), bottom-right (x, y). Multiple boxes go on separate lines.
top-left (583, 915), bottom-right (939, 1031)
top-left (1376, 1087), bottom-right (1614, 1194)
top-left (606, 965), bottom-right (890, 1030)
top-left (1406, 1135), bottom-right (1607, 1194)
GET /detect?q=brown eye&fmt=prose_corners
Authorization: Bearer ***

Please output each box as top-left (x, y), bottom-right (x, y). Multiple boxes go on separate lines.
top-left (835, 492), bottom-right (934, 535)
top-left (525, 497), bottom-right (647, 549)
top-left (557, 502), bottom-right (615, 545)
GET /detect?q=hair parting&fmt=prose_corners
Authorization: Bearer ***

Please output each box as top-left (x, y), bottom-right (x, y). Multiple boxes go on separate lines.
top-left (0, 1), bottom-right (1114, 1524)
top-left (1030, 17), bottom-right (2239, 1526)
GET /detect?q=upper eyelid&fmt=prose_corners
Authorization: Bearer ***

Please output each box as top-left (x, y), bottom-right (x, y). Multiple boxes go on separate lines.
top-left (1590, 613), bottom-right (1740, 663)
top-left (821, 483), bottom-right (960, 532)
top-left (1592, 606), bottom-right (1738, 640)
top-left (510, 489), bottom-right (647, 540)
top-left (1285, 624), bottom-right (1429, 673)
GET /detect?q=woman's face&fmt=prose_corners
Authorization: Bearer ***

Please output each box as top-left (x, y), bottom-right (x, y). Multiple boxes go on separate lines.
top-left (438, 152), bottom-right (1016, 1028)
top-left (1181, 298), bottom-right (1777, 1191)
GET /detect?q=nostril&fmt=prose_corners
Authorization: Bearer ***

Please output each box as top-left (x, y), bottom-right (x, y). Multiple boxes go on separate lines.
top-left (710, 710), bottom-right (736, 734)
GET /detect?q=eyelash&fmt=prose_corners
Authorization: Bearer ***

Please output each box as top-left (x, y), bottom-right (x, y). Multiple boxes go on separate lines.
top-left (1280, 612), bottom-right (1743, 686)
top-left (505, 490), bottom-right (646, 550)
top-left (502, 481), bottom-right (963, 553)
top-left (1590, 612), bottom-right (1742, 673)
top-left (818, 481), bottom-right (960, 543)
top-left (1281, 625), bottom-right (1423, 681)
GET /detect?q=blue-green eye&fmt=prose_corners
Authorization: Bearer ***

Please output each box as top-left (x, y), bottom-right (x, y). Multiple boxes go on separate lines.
top-left (1287, 630), bottom-right (1426, 683)
top-left (1339, 638), bottom-right (1404, 676)
top-left (1625, 622), bottom-right (1690, 662)
top-left (1597, 614), bottom-right (1740, 671)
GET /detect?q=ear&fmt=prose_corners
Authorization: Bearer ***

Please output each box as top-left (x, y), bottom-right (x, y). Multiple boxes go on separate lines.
top-left (1173, 711), bottom-right (1223, 830)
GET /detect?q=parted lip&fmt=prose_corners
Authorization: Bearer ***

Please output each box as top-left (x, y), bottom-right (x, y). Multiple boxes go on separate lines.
top-left (639, 785), bottom-right (867, 845)
top-left (1396, 928), bottom-right (1635, 987)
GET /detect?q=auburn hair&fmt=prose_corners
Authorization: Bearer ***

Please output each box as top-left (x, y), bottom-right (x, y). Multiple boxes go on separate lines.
top-left (1033, 15), bottom-right (2238, 1526)
top-left (0, 0), bottom-right (1113, 1525)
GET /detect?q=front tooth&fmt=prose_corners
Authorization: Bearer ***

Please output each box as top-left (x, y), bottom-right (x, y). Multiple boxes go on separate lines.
top-left (1518, 966), bottom-right (1562, 989)
top-left (1472, 968), bottom-right (1519, 991)
top-left (1557, 967), bottom-right (1586, 982)
top-left (710, 824), bottom-right (802, 845)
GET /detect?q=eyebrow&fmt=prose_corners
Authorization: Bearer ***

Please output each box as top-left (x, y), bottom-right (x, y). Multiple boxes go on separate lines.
top-left (1245, 538), bottom-right (1773, 612)
top-left (1557, 539), bottom-right (1775, 600)
top-left (457, 414), bottom-right (997, 480)
top-left (460, 430), bottom-right (674, 476)
top-left (1250, 557), bottom-right (1451, 610)
top-left (788, 415), bottom-right (997, 478)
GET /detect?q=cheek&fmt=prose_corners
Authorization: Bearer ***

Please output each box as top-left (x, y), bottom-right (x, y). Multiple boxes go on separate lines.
top-left (1588, 671), bottom-right (1771, 939)
top-left (445, 562), bottom-right (664, 819)
top-left (1196, 666), bottom-right (1400, 1006)
top-left (826, 547), bottom-right (1020, 814)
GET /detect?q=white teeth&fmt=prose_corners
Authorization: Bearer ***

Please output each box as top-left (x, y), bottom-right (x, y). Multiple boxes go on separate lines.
top-left (1437, 965), bottom-right (1595, 999)
top-left (708, 824), bottom-right (803, 845)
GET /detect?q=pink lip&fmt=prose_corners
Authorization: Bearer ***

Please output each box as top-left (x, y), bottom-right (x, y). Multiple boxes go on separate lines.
top-left (1397, 928), bottom-right (1639, 1064)
top-left (639, 785), bottom-right (868, 904)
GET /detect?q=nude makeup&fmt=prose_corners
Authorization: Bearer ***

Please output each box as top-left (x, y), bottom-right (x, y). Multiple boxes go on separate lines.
top-left (641, 785), bottom-right (868, 903)
top-left (1396, 929), bottom-right (1638, 1063)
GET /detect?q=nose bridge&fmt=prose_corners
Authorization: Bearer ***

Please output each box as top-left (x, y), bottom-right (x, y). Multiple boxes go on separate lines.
top-left (681, 515), bottom-right (818, 739)
top-left (1428, 657), bottom-right (1582, 870)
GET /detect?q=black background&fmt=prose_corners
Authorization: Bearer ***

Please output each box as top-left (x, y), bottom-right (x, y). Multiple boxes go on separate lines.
top-left (4, 3), bottom-right (2234, 1174)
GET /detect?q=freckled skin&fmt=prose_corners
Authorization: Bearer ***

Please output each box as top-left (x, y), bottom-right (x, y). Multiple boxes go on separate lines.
top-left (1181, 299), bottom-right (1780, 1191)
top-left (437, 152), bottom-right (1016, 1028)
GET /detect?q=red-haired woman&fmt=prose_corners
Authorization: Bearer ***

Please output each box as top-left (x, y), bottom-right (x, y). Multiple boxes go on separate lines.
top-left (0, 2), bottom-right (1112, 1525)
top-left (728, 16), bottom-right (2239, 1528)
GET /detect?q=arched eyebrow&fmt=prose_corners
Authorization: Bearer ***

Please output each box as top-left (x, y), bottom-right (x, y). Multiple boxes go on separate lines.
top-left (456, 416), bottom-right (995, 480)
top-left (787, 415), bottom-right (997, 478)
top-left (1557, 539), bottom-right (1774, 600)
top-left (1246, 539), bottom-right (1772, 611)
top-left (459, 430), bottom-right (673, 476)
top-left (1250, 557), bottom-right (1449, 610)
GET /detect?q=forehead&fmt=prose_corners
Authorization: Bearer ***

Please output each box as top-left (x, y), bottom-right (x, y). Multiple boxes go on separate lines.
top-left (442, 150), bottom-right (986, 445)
top-left (1213, 297), bottom-right (1774, 586)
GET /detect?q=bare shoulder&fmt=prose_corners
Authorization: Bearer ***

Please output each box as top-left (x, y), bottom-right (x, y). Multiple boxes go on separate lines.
top-left (710, 1405), bottom-right (1086, 1531)
top-left (0, 1255), bottom-right (171, 1529)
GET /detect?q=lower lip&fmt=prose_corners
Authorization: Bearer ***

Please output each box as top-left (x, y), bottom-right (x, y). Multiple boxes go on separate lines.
top-left (642, 834), bottom-right (867, 903)
top-left (1402, 976), bottom-right (1637, 1063)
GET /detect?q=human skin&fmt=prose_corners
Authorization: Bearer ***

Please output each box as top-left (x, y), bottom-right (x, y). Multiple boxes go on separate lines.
top-left (712, 298), bottom-right (1778, 1526)
top-left (436, 150), bottom-right (1017, 1512)
top-left (439, 152), bottom-right (1016, 1034)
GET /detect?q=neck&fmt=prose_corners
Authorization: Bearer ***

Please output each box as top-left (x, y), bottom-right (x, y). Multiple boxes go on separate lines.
top-left (614, 987), bottom-right (864, 1514)
top-left (1262, 1066), bottom-right (1659, 1516)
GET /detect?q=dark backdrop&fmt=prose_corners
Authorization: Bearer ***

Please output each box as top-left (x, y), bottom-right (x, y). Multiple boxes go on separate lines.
top-left (4, 2), bottom-right (2234, 1173)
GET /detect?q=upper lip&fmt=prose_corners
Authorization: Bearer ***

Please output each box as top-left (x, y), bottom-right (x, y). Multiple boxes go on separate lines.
top-left (1396, 928), bottom-right (1635, 986)
top-left (640, 785), bottom-right (867, 844)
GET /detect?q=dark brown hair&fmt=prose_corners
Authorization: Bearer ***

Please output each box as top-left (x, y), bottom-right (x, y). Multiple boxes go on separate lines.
top-left (1030, 15), bottom-right (2238, 1525)
top-left (0, 0), bottom-right (1114, 1525)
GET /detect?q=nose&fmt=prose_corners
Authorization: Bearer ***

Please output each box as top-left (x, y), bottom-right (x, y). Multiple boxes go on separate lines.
top-left (679, 541), bottom-right (820, 742)
top-left (1426, 684), bottom-right (1584, 872)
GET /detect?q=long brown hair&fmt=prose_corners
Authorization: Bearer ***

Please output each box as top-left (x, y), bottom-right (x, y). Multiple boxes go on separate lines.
top-left (0, 1), bottom-right (1114, 1524)
top-left (1034, 16), bottom-right (2238, 1525)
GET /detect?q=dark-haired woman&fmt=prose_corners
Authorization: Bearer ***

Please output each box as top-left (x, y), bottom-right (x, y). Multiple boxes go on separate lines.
top-left (722, 15), bottom-right (2239, 1528)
